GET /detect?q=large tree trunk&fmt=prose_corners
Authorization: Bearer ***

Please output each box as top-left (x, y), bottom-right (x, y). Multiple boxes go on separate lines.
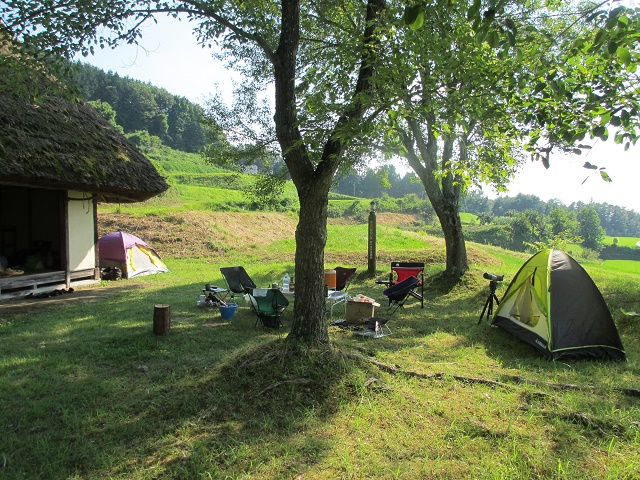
top-left (271, 0), bottom-right (385, 347)
top-left (431, 197), bottom-right (468, 277)
top-left (287, 185), bottom-right (331, 346)
top-left (403, 122), bottom-right (469, 277)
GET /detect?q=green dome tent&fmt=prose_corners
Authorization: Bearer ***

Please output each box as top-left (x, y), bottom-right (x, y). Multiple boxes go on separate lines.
top-left (492, 249), bottom-right (626, 361)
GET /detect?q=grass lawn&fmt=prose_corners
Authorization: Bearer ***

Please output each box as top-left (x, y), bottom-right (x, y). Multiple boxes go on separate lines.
top-left (1, 215), bottom-right (639, 479)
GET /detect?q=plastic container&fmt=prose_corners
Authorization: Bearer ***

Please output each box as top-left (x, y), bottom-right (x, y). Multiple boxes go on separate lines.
top-left (324, 269), bottom-right (336, 289)
top-left (283, 273), bottom-right (291, 292)
top-left (219, 303), bottom-right (238, 320)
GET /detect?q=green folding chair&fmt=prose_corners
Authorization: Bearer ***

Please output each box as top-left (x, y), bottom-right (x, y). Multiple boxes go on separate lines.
top-left (248, 288), bottom-right (290, 328)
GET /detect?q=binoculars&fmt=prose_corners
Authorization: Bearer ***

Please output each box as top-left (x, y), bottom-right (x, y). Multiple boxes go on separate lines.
top-left (483, 272), bottom-right (504, 282)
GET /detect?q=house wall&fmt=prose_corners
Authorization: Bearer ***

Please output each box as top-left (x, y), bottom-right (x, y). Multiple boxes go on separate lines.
top-left (67, 191), bottom-right (96, 271)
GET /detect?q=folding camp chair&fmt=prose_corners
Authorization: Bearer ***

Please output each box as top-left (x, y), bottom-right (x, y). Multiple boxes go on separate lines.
top-left (326, 266), bottom-right (357, 319)
top-left (383, 276), bottom-right (421, 315)
top-left (220, 266), bottom-right (257, 302)
top-left (247, 288), bottom-right (290, 328)
top-left (388, 261), bottom-right (424, 308)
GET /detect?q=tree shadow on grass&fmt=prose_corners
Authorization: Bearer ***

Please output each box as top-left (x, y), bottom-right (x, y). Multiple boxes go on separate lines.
top-left (0, 280), bottom-right (374, 479)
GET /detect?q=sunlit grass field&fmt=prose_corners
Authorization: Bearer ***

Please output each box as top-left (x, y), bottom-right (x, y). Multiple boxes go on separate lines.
top-left (605, 235), bottom-right (640, 248)
top-left (2, 211), bottom-right (639, 479)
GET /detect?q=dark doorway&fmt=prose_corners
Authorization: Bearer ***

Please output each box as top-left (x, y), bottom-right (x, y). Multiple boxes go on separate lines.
top-left (0, 185), bottom-right (64, 272)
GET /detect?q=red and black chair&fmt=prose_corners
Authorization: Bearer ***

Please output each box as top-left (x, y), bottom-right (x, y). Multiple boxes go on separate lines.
top-left (383, 276), bottom-right (421, 315)
top-left (387, 261), bottom-right (424, 308)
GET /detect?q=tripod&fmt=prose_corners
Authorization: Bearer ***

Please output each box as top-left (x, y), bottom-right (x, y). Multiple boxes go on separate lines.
top-left (478, 280), bottom-right (500, 324)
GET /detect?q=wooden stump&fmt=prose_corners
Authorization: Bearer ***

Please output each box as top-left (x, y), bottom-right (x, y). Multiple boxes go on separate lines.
top-left (153, 304), bottom-right (171, 335)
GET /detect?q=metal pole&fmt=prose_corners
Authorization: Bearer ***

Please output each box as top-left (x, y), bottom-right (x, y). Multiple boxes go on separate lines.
top-left (368, 200), bottom-right (377, 275)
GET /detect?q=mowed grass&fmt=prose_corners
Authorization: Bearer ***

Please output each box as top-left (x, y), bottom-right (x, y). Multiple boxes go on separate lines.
top-left (605, 236), bottom-right (640, 248)
top-left (1, 215), bottom-right (640, 480)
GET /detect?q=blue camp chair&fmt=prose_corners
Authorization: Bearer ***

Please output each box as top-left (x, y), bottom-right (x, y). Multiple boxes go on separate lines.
top-left (383, 276), bottom-right (421, 315)
top-left (248, 288), bottom-right (290, 328)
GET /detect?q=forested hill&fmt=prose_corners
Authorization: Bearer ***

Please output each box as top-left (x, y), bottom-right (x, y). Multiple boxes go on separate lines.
top-left (71, 62), bottom-right (209, 153)
top-left (70, 63), bottom-right (640, 237)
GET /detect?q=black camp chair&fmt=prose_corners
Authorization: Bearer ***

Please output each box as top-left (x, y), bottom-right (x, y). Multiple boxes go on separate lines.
top-left (383, 276), bottom-right (421, 315)
top-left (220, 266), bottom-right (257, 302)
top-left (247, 288), bottom-right (290, 328)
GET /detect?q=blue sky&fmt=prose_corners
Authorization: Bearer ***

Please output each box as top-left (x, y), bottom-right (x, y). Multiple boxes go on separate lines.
top-left (78, 15), bottom-right (640, 213)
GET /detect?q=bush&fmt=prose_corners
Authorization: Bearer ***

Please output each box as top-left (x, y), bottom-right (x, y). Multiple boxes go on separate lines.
top-left (575, 247), bottom-right (601, 262)
top-left (600, 245), bottom-right (640, 261)
top-left (344, 201), bottom-right (370, 223)
top-left (327, 203), bottom-right (347, 218)
top-left (464, 225), bottom-right (512, 248)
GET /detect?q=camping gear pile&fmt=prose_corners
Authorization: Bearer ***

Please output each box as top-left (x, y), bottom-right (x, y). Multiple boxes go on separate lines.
top-left (0, 256), bottom-right (23, 276)
top-left (101, 267), bottom-right (122, 281)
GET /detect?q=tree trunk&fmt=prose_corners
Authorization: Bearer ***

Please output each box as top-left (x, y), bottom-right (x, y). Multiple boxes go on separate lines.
top-left (271, 0), bottom-right (384, 347)
top-left (432, 198), bottom-right (468, 277)
top-left (286, 186), bottom-right (331, 346)
top-left (403, 123), bottom-right (469, 277)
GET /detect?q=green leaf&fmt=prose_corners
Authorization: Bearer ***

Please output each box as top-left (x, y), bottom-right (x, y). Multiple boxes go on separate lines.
top-left (409, 11), bottom-right (424, 31)
top-left (617, 47), bottom-right (631, 66)
top-left (467, 0), bottom-right (481, 21)
top-left (533, 82), bottom-right (546, 94)
top-left (483, 8), bottom-right (496, 22)
top-left (487, 30), bottom-right (500, 48)
top-left (600, 170), bottom-right (612, 182)
top-left (592, 29), bottom-right (606, 49)
top-left (583, 162), bottom-right (598, 170)
top-left (607, 40), bottom-right (618, 55)
top-left (592, 125), bottom-right (607, 140)
top-left (542, 154), bottom-right (550, 169)
top-left (403, 5), bottom-right (421, 26)
top-left (606, 7), bottom-right (625, 29)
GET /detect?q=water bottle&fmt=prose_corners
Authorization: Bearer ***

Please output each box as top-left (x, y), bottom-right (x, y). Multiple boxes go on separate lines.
top-left (283, 273), bottom-right (290, 292)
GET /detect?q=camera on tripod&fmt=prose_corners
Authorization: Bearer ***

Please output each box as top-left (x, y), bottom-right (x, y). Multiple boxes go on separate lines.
top-left (483, 272), bottom-right (504, 282)
top-left (478, 272), bottom-right (504, 324)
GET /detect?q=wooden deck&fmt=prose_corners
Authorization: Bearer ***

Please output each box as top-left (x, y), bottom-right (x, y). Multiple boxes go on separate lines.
top-left (0, 268), bottom-right (99, 299)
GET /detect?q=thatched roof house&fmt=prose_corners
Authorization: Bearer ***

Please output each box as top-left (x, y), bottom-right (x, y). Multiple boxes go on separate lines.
top-left (0, 56), bottom-right (169, 298)
top-left (0, 81), bottom-right (168, 203)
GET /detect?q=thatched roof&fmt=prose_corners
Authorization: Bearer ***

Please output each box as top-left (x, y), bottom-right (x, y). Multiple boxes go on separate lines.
top-left (0, 65), bottom-right (169, 203)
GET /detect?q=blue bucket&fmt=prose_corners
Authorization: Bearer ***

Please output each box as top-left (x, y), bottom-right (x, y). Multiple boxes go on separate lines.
top-left (219, 303), bottom-right (238, 320)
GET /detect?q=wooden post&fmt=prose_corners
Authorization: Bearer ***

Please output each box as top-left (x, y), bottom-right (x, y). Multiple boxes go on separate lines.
top-left (367, 201), bottom-right (377, 276)
top-left (153, 304), bottom-right (171, 335)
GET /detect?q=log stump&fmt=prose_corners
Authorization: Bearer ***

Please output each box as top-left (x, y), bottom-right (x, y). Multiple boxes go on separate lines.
top-left (153, 304), bottom-right (171, 335)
